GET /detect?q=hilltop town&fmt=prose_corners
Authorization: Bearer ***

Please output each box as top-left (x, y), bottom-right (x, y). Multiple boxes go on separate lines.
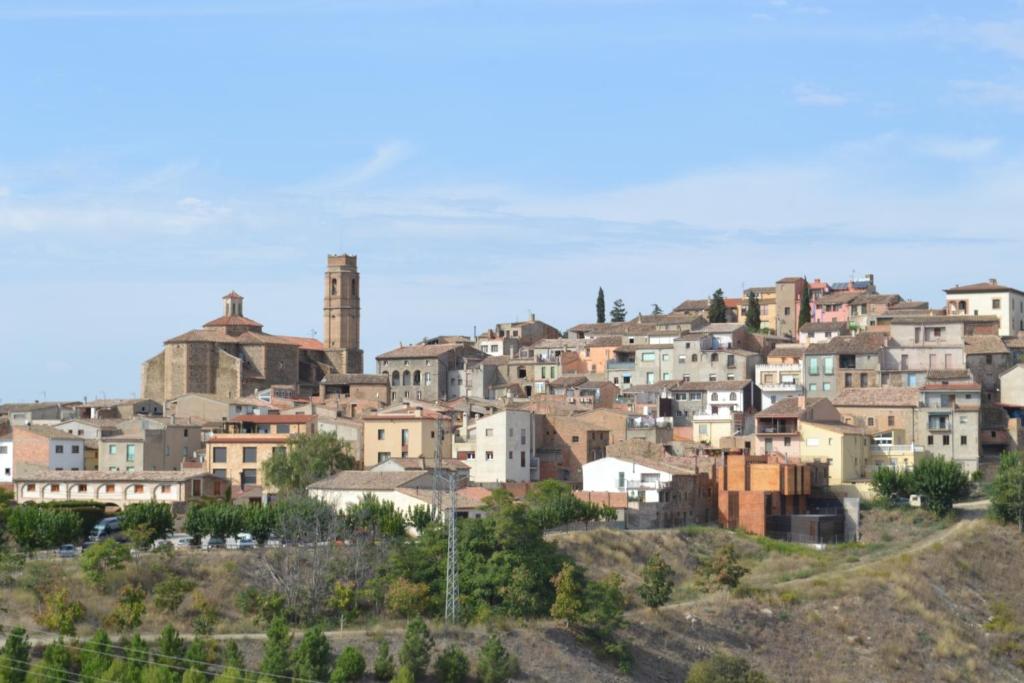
top-left (2, 254), bottom-right (1024, 681)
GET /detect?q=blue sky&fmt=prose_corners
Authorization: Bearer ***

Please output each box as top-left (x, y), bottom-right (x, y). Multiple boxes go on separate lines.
top-left (2, 0), bottom-right (1024, 401)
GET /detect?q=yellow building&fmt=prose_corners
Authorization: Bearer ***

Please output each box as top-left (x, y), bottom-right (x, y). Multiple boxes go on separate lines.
top-left (799, 421), bottom-right (872, 486)
top-left (362, 406), bottom-right (452, 468)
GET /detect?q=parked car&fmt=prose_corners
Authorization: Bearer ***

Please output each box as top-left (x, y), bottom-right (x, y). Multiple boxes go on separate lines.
top-left (235, 533), bottom-right (255, 550)
top-left (205, 536), bottom-right (226, 551)
top-left (83, 516), bottom-right (125, 548)
top-left (57, 544), bottom-right (77, 559)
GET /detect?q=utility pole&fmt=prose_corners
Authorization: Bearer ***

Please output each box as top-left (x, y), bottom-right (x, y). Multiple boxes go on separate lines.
top-left (443, 471), bottom-right (463, 623)
top-left (431, 416), bottom-right (443, 519)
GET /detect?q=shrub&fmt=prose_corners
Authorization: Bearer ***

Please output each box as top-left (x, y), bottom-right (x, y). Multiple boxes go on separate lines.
top-left (0, 626), bottom-right (30, 683)
top-left (686, 652), bottom-right (769, 683)
top-left (639, 552), bottom-right (675, 609)
top-left (434, 645), bottom-right (470, 683)
top-left (989, 451), bottom-right (1024, 531)
top-left (399, 618), bottom-right (434, 680)
top-left (386, 577), bottom-right (431, 618)
top-left (80, 539), bottom-right (131, 589)
top-left (79, 629), bottom-right (114, 681)
top-left (698, 545), bottom-right (748, 590)
top-left (153, 575), bottom-right (197, 613)
top-left (190, 593), bottom-right (221, 635)
top-left (476, 635), bottom-right (518, 683)
top-left (292, 626), bottom-right (332, 682)
top-left (912, 457), bottom-right (970, 515)
top-left (550, 562), bottom-right (584, 627)
top-left (331, 646), bottom-right (367, 683)
top-left (391, 665), bottom-right (415, 683)
top-left (373, 640), bottom-right (396, 681)
top-left (36, 587), bottom-right (85, 636)
top-left (260, 615), bottom-right (293, 678)
top-left (104, 583), bottom-right (147, 632)
top-left (870, 467), bottom-right (914, 501)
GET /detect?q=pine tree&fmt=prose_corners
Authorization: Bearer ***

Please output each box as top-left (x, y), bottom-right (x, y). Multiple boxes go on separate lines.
top-left (260, 615), bottom-right (292, 678)
top-left (707, 289), bottom-right (727, 323)
top-left (140, 665), bottom-right (176, 683)
top-left (331, 646), bottom-right (366, 683)
top-left (799, 279), bottom-right (812, 328)
top-left (744, 290), bottom-right (761, 331)
top-left (373, 640), bottom-right (395, 681)
top-left (399, 618), bottom-right (434, 680)
top-left (180, 668), bottom-right (206, 683)
top-left (26, 641), bottom-right (73, 683)
top-left (292, 626), bottom-right (332, 682)
top-left (651, 304), bottom-right (663, 315)
top-left (0, 627), bottom-right (30, 683)
top-left (639, 553), bottom-right (675, 609)
top-left (434, 645), bottom-right (469, 683)
top-left (609, 299), bottom-right (627, 323)
top-left (156, 624), bottom-right (185, 672)
top-left (79, 630), bottom-right (114, 682)
top-left (221, 641), bottom-right (244, 671)
top-left (476, 635), bottom-right (518, 683)
top-left (549, 562), bottom-right (584, 628)
top-left (212, 667), bottom-right (246, 683)
top-left (596, 288), bottom-right (606, 324)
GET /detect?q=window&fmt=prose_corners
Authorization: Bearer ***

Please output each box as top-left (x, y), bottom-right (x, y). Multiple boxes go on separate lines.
top-left (377, 429), bottom-right (386, 440)
top-left (927, 435), bottom-right (934, 445)
top-left (711, 393), bottom-right (719, 401)
top-left (0, 446), bottom-right (5, 455)
top-left (521, 451), bottom-right (526, 467)
top-left (400, 429), bottom-right (409, 446)
top-left (50, 484), bottom-right (59, 492)
top-left (133, 485), bottom-right (144, 494)
top-left (377, 452), bottom-right (391, 463)
top-left (276, 424), bottom-right (290, 434)
top-left (242, 447), bottom-right (257, 463)
top-left (867, 417), bottom-right (875, 427)
top-left (888, 416), bottom-right (895, 427)
top-left (809, 383), bottom-right (817, 392)
top-left (640, 351), bottom-right (655, 362)
top-left (212, 447), bottom-right (227, 463)
top-left (729, 392), bottom-right (737, 401)
top-left (993, 298), bottom-right (1001, 309)
top-left (126, 444), bottom-right (136, 462)
top-left (572, 435), bottom-right (580, 443)
top-left (26, 484), bottom-right (35, 492)
top-left (213, 468), bottom-right (227, 478)
top-left (77, 484), bottom-right (87, 492)
top-left (822, 382), bottom-right (831, 392)
top-left (942, 435), bottom-right (950, 446)
top-left (808, 357), bottom-right (819, 375)
top-left (520, 430), bottom-right (526, 445)
top-left (55, 445), bottom-right (64, 454)
top-left (960, 435), bottom-right (967, 446)
top-left (72, 445), bottom-right (80, 454)
top-left (485, 451), bottom-right (494, 461)
top-left (484, 428), bottom-right (493, 436)
top-left (241, 469), bottom-right (258, 486)
top-left (823, 357), bottom-right (834, 375)
top-left (424, 372), bottom-right (431, 385)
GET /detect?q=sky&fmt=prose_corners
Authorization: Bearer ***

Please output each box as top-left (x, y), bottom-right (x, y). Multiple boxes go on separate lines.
top-left (2, 0), bottom-right (1024, 401)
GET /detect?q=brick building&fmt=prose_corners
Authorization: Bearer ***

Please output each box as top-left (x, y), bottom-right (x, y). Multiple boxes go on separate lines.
top-left (712, 452), bottom-right (819, 536)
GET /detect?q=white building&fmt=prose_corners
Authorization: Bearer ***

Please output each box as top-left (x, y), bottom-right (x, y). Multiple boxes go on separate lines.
top-left (14, 470), bottom-right (226, 507)
top-left (308, 470), bottom-right (484, 523)
top-left (0, 438), bottom-right (12, 483)
top-left (451, 410), bottom-right (536, 483)
top-left (11, 425), bottom-right (86, 473)
top-left (945, 279), bottom-right (1024, 337)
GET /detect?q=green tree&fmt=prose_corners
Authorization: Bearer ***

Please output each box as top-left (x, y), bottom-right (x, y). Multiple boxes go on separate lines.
top-left (262, 431), bottom-right (356, 494)
top-left (242, 504), bottom-right (276, 544)
top-left (331, 646), bottom-right (366, 683)
top-left (121, 502), bottom-right (175, 547)
top-left (190, 594), bottom-right (221, 636)
top-left (686, 652), bottom-right (770, 683)
top-left (399, 617), bottom-right (434, 680)
top-left (609, 299), bottom-right (627, 323)
top-left (912, 456), bottom-right (970, 515)
top-left (475, 635), bottom-right (518, 683)
top-left (259, 615), bottom-right (292, 678)
top-left (580, 573), bottom-right (626, 640)
top-left (154, 575), bottom-right (197, 614)
top-left (105, 583), bottom-right (147, 632)
top-left (80, 538), bottom-right (131, 588)
top-left (156, 624), bottom-right (185, 672)
top-left (870, 467), bottom-right (915, 501)
top-left (26, 640), bottom-right (73, 683)
top-left (596, 287), bottom-right (606, 324)
top-left (406, 505), bottom-right (434, 534)
top-left (292, 626), bottom-right (332, 682)
top-left (185, 638), bottom-right (215, 675)
top-left (140, 665), bottom-right (176, 683)
top-left (744, 291), bottom-right (761, 331)
top-left (0, 627), bottom-right (30, 683)
top-left (6, 506), bottom-right (81, 552)
top-left (391, 666), bottom-right (415, 683)
top-left (639, 552), bottom-right (675, 609)
top-left (212, 667), bottom-right (246, 683)
top-left (180, 668), bottom-right (207, 683)
top-left (221, 641), bottom-right (244, 671)
top-left (36, 586), bottom-right (85, 636)
top-left (345, 494), bottom-right (407, 538)
top-left (699, 545), bottom-right (748, 590)
top-left (373, 640), bottom-right (395, 681)
top-left (79, 629), bottom-right (114, 681)
top-left (434, 645), bottom-right (469, 683)
top-left (184, 502), bottom-right (244, 541)
top-left (550, 562), bottom-right (584, 628)
top-left (651, 303), bottom-right (663, 315)
top-left (798, 279), bottom-right (812, 328)
top-left (386, 578), bottom-right (431, 618)
top-left (707, 289), bottom-right (727, 323)
top-left (990, 451), bottom-right (1024, 531)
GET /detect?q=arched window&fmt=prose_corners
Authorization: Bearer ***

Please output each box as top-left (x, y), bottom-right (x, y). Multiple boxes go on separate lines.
top-left (391, 370), bottom-right (400, 385)
top-left (729, 392), bottom-right (737, 401)
top-left (402, 370), bottom-right (411, 386)
top-left (711, 353), bottom-right (718, 362)
top-left (413, 370), bottom-right (421, 385)
top-left (711, 392), bottom-right (719, 401)
top-left (331, 278), bottom-right (338, 296)
top-left (351, 277), bottom-right (358, 297)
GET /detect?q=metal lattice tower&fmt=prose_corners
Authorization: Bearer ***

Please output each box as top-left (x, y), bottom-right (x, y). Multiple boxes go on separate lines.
top-left (443, 472), bottom-right (461, 622)
top-left (431, 416), bottom-right (443, 519)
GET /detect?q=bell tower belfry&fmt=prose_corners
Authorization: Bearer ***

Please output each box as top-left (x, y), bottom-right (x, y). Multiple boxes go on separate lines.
top-left (323, 254), bottom-right (364, 373)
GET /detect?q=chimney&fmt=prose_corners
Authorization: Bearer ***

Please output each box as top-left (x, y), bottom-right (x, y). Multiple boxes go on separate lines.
top-left (866, 273), bottom-right (874, 286)
top-left (529, 312), bottom-right (536, 322)
top-left (989, 278), bottom-right (998, 285)
top-left (415, 407), bottom-right (423, 418)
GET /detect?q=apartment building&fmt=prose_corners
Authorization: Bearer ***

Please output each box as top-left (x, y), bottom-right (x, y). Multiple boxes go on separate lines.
top-left (945, 279), bottom-right (1024, 336)
top-left (362, 406), bottom-right (452, 467)
top-left (377, 342), bottom-right (487, 403)
top-left (9, 425), bottom-right (86, 476)
top-left (755, 344), bottom-right (804, 408)
top-left (14, 470), bottom-right (227, 508)
top-left (451, 409), bottom-right (536, 483)
top-left (803, 333), bottom-right (888, 400)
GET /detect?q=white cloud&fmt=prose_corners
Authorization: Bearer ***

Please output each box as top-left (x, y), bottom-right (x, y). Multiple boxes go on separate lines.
top-left (793, 83), bottom-right (848, 107)
top-left (344, 141), bottom-right (411, 185)
top-left (972, 20), bottom-right (1024, 60)
top-left (917, 137), bottom-right (999, 160)
top-left (952, 79), bottom-right (1024, 111)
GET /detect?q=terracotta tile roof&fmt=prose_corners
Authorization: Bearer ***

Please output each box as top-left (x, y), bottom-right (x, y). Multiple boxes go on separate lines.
top-left (817, 291), bottom-right (861, 305)
top-left (832, 387), bottom-right (919, 407)
top-left (702, 323), bottom-right (746, 333)
top-left (672, 299), bottom-right (709, 313)
top-left (945, 280), bottom-right (1024, 295)
top-left (777, 276), bottom-right (805, 284)
top-left (800, 322), bottom-right (850, 334)
top-left (398, 486), bottom-right (484, 509)
top-left (15, 470), bottom-right (220, 483)
top-left (207, 433), bottom-right (291, 444)
top-left (803, 420), bottom-right (868, 435)
top-left (926, 369), bottom-right (973, 381)
top-left (321, 373), bottom-right (389, 385)
top-left (804, 332), bottom-right (889, 355)
top-left (889, 315), bottom-right (1000, 325)
top-left (308, 470), bottom-right (424, 491)
top-left (964, 335), bottom-right (1010, 355)
top-left (376, 343), bottom-right (483, 360)
top-left (548, 375), bottom-right (589, 388)
top-left (234, 414), bottom-right (316, 424)
top-left (373, 457), bottom-right (468, 471)
top-left (671, 380), bottom-right (751, 392)
top-left (597, 451), bottom-right (697, 476)
top-left (757, 397), bottom-right (829, 418)
top-left (889, 300), bottom-right (930, 310)
top-left (921, 382), bottom-right (981, 391)
top-left (273, 335), bottom-right (324, 351)
top-left (15, 425), bottom-right (86, 441)
top-left (223, 291), bottom-right (243, 300)
top-left (202, 314), bottom-right (264, 329)
top-left (1006, 338), bottom-right (1024, 349)
top-left (587, 335), bottom-right (626, 347)
top-left (364, 409), bottom-right (452, 422)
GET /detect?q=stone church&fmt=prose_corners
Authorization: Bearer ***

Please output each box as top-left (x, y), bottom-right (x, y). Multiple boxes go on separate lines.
top-left (141, 254), bottom-right (364, 403)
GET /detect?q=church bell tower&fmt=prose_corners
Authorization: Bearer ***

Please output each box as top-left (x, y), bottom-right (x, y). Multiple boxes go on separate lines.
top-left (323, 254), bottom-right (364, 373)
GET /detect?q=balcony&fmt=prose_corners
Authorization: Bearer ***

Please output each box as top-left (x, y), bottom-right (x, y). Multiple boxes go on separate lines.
top-left (625, 478), bottom-right (669, 491)
top-left (607, 361), bottom-right (635, 371)
top-left (870, 444), bottom-right (924, 455)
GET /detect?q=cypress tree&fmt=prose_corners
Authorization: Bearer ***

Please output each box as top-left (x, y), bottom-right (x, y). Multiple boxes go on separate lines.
top-left (260, 615), bottom-right (292, 678)
top-left (799, 279), bottom-right (812, 328)
top-left (398, 618), bottom-right (434, 680)
top-left (707, 289), bottom-right (727, 323)
top-left (292, 626), bottom-right (332, 682)
top-left (744, 291), bottom-right (761, 331)
top-left (596, 288), bottom-right (606, 323)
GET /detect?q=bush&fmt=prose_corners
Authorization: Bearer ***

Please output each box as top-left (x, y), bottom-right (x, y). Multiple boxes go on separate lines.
top-left (391, 666), bottom-right (415, 683)
top-left (0, 626), bottom-right (30, 683)
top-left (104, 583), bottom-right (147, 632)
top-left (434, 645), bottom-right (469, 683)
top-left (639, 552), bottom-right (675, 609)
top-left (373, 640), bottom-right (396, 681)
top-left (698, 545), bottom-right (748, 590)
top-left (153, 575), bottom-right (197, 613)
top-left (912, 457), bottom-right (970, 515)
top-left (260, 615), bottom-right (293, 678)
top-left (386, 577), bottom-right (431, 618)
top-left (399, 618), bottom-right (434, 680)
top-left (36, 587), bottom-right (85, 636)
top-left (292, 626), bottom-right (332, 682)
top-left (80, 539), bottom-right (131, 588)
top-left (989, 451), bottom-right (1024, 530)
top-left (686, 652), bottom-right (770, 682)
top-left (870, 467), bottom-right (914, 500)
top-left (476, 635), bottom-right (518, 683)
top-left (331, 646), bottom-right (366, 683)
